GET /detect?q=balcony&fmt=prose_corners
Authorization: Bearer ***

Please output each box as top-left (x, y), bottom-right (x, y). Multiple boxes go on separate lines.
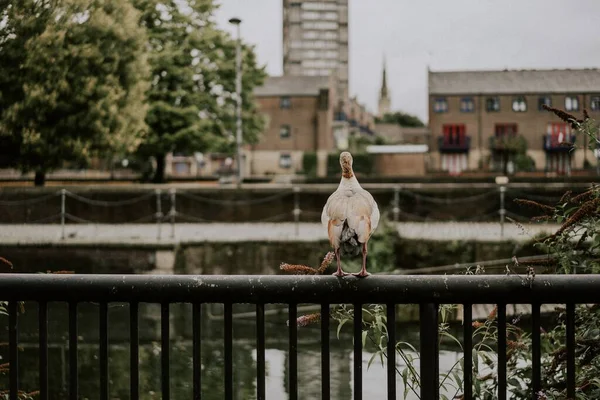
top-left (438, 135), bottom-right (471, 153)
top-left (543, 133), bottom-right (576, 153)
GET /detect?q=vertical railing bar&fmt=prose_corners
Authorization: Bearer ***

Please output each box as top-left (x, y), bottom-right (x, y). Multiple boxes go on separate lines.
top-left (8, 301), bottom-right (18, 400)
top-left (463, 304), bottom-right (472, 400)
top-left (566, 303), bottom-right (576, 398)
top-left (532, 303), bottom-right (541, 398)
top-left (61, 188), bottom-right (66, 240)
top-left (289, 303), bottom-right (298, 400)
top-left (193, 303), bottom-right (202, 400)
top-left (498, 304), bottom-right (507, 400)
top-left (386, 303), bottom-right (396, 400)
top-left (169, 188), bottom-right (176, 238)
top-left (224, 303), bottom-right (233, 400)
top-left (99, 302), bottom-right (109, 400)
top-left (353, 303), bottom-right (362, 400)
top-left (69, 302), bottom-right (78, 400)
top-left (256, 304), bottom-right (266, 400)
top-left (161, 303), bottom-right (170, 400)
top-left (419, 303), bottom-right (439, 399)
top-left (321, 303), bottom-right (330, 400)
top-left (130, 302), bottom-right (139, 400)
top-left (39, 301), bottom-right (48, 400)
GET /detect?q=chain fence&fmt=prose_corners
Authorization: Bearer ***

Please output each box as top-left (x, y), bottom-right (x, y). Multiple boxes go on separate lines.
top-left (0, 186), bottom-right (570, 239)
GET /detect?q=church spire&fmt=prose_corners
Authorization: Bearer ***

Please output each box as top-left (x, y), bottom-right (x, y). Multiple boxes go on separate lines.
top-left (380, 55), bottom-right (389, 98)
top-left (378, 54), bottom-right (391, 118)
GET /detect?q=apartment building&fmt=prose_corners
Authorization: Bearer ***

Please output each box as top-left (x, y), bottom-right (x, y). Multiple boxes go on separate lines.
top-left (428, 68), bottom-right (600, 175)
top-left (250, 75), bottom-right (336, 176)
top-left (282, 0), bottom-right (349, 104)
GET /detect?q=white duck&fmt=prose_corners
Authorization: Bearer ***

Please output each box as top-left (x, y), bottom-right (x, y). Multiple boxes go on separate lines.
top-left (321, 151), bottom-right (380, 277)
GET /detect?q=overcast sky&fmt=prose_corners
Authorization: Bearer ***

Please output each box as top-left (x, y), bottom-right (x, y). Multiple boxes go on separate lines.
top-left (214, 0), bottom-right (600, 121)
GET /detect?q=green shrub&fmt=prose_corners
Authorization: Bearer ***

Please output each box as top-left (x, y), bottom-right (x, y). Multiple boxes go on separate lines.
top-left (302, 152), bottom-right (318, 177)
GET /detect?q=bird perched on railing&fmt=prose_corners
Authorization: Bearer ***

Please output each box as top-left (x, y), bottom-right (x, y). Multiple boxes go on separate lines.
top-left (321, 151), bottom-right (380, 277)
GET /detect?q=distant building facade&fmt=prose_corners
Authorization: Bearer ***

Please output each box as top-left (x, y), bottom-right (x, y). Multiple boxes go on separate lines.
top-left (250, 75), bottom-right (336, 176)
top-left (282, 0), bottom-right (349, 105)
top-left (374, 124), bottom-right (430, 145)
top-left (428, 68), bottom-right (600, 175)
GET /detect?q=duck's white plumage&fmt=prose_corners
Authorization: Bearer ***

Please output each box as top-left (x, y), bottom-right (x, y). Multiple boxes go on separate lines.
top-left (321, 177), bottom-right (380, 249)
top-left (321, 151), bottom-right (379, 277)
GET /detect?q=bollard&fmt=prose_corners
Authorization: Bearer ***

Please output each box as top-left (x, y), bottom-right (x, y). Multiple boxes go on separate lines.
top-left (169, 188), bottom-right (176, 239)
top-left (155, 189), bottom-right (163, 240)
top-left (392, 186), bottom-right (400, 223)
top-left (60, 189), bottom-right (66, 240)
top-left (499, 185), bottom-right (506, 238)
top-left (495, 176), bottom-right (509, 239)
top-left (293, 187), bottom-right (301, 237)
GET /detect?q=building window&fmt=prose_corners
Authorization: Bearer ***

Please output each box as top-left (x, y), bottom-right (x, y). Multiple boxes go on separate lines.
top-left (591, 96), bottom-right (600, 111)
top-left (442, 124), bottom-right (466, 145)
top-left (495, 123), bottom-right (517, 137)
top-left (512, 97), bottom-right (527, 112)
top-left (279, 154), bottom-right (292, 169)
top-left (565, 96), bottom-right (579, 111)
top-left (280, 96), bottom-right (291, 109)
top-left (460, 97), bottom-right (474, 113)
top-left (433, 98), bottom-right (448, 113)
top-left (485, 97), bottom-right (500, 112)
top-left (301, 2), bottom-right (337, 10)
top-left (538, 96), bottom-right (551, 110)
top-left (280, 125), bottom-right (291, 139)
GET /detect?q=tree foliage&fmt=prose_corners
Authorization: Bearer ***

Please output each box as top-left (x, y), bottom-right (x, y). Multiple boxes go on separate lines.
top-left (0, 0), bottom-right (149, 185)
top-left (131, 0), bottom-right (267, 182)
top-left (376, 111), bottom-right (425, 127)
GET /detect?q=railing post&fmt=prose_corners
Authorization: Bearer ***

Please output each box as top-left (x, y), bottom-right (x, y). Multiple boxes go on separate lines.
top-left (169, 188), bottom-right (176, 239)
top-left (499, 185), bottom-right (506, 238)
top-left (495, 176), bottom-right (509, 238)
top-left (419, 303), bottom-right (439, 399)
top-left (60, 189), bottom-right (66, 240)
top-left (293, 187), bottom-right (301, 237)
top-left (392, 186), bottom-right (400, 223)
top-left (155, 189), bottom-right (163, 240)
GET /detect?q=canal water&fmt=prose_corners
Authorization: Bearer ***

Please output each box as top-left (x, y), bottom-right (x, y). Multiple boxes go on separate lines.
top-left (0, 302), bottom-right (471, 399)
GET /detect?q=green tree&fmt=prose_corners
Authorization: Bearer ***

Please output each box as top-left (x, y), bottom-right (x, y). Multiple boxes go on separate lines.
top-left (0, 0), bottom-right (149, 186)
top-left (376, 111), bottom-right (425, 127)
top-left (132, 0), bottom-right (266, 183)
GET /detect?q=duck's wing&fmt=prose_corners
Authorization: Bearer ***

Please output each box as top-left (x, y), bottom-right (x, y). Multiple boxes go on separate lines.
top-left (345, 190), bottom-right (380, 243)
top-left (322, 191), bottom-right (347, 248)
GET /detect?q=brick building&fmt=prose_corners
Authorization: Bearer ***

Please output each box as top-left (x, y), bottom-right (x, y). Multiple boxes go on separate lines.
top-left (428, 68), bottom-right (600, 175)
top-left (249, 75), bottom-right (336, 176)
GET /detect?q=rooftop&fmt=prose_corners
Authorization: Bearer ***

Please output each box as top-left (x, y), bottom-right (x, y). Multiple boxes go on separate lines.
top-left (254, 76), bottom-right (330, 97)
top-left (428, 68), bottom-right (600, 95)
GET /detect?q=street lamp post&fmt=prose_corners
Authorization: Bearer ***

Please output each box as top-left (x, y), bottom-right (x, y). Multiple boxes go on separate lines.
top-left (229, 17), bottom-right (243, 187)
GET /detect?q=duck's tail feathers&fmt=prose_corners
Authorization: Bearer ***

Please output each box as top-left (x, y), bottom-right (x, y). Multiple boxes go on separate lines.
top-left (340, 221), bottom-right (361, 257)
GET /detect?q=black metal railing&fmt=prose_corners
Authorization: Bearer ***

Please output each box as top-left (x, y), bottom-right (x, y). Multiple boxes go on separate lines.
top-left (1, 274), bottom-right (595, 400)
top-left (438, 135), bottom-right (471, 153)
top-left (543, 133), bottom-right (576, 152)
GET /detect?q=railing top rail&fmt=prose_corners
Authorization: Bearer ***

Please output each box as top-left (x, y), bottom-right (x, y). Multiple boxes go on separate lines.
top-left (0, 274), bottom-right (598, 304)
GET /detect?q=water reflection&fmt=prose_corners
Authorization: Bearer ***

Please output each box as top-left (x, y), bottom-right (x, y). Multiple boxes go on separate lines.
top-left (0, 302), bottom-right (464, 399)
